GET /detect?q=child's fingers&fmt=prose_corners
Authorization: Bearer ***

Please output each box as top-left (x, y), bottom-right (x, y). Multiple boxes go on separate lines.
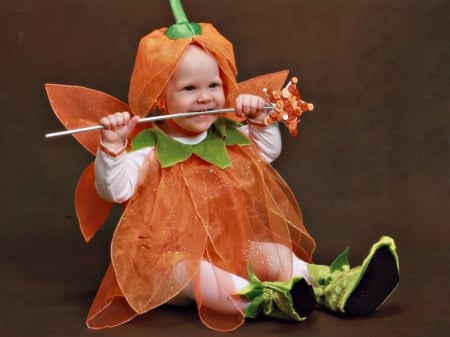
top-left (128, 116), bottom-right (140, 130)
top-left (235, 95), bottom-right (267, 119)
top-left (235, 95), bottom-right (245, 116)
top-left (249, 95), bottom-right (265, 116)
top-left (100, 112), bottom-right (131, 130)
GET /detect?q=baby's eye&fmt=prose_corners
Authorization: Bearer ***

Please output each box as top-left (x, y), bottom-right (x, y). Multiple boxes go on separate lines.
top-left (209, 82), bottom-right (221, 88)
top-left (184, 85), bottom-right (195, 91)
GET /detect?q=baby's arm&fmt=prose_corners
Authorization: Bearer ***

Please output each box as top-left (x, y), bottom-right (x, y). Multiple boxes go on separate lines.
top-left (240, 123), bottom-right (282, 163)
top-left (94, 112), bottom-right (148, 202)
top-left (94, 146), bottom-right (149, 202)
top-left (235, 94), bottom-right (282, 163)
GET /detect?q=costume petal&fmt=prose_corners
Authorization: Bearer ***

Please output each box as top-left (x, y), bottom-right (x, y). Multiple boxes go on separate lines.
top-left (111, 151), bottom-right (208, 313)
top-left (86, 264), bottom-right (138, 329)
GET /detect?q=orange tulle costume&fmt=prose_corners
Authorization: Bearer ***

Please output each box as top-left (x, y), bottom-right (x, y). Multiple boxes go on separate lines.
top-left (45, 0), bottom-right (315, 332)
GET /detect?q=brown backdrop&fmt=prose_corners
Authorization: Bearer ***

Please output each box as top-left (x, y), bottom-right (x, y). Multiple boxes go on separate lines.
top-left (1, 0), bottom-right (448, 336)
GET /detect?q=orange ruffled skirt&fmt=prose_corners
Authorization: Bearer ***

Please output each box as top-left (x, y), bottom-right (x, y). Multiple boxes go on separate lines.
top-left (86, 142), bottom-right (315, 331)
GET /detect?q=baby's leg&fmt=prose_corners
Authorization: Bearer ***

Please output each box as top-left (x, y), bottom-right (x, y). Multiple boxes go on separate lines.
top-left (292, 255), bottom-right (314, 285)
top-left (248, 241), bottom-right (313, 284)
top-left (168, 243), bottom-right (312, 315)
top-left (168, 261), bottom-right (250, 314)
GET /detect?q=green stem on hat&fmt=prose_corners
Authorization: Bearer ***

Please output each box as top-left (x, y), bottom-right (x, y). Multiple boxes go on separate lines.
top-left (166, 0), bottom-right (202, 39)
top-left (170, 0), bottom-right (189, 24)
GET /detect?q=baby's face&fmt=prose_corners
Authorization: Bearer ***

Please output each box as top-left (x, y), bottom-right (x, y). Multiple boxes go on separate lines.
top-left (163, 45), bottom-right (225, 135)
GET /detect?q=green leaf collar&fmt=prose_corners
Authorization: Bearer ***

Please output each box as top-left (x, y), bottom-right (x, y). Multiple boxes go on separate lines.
top-left (131, 118), bottom-right (250, 168)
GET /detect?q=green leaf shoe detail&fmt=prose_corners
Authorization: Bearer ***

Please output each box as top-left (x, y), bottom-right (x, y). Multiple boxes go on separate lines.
top-left (307, 236), bottom-right (400, 316)
top-left (238, 262), bottom-right (315, 321)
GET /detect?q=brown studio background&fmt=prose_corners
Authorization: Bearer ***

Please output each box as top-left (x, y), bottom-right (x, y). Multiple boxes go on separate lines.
top-left (1, 0), bottom-right (448, 336)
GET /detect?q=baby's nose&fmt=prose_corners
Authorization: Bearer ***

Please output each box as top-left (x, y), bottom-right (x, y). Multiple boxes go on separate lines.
top-left (197, 90), bottom-right (212, 102)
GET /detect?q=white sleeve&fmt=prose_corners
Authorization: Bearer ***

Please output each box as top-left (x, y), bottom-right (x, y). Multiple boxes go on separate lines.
top-left (239, 122), bottom-right (282, 163)
top-left (94, 144), bottom-right (152, 203)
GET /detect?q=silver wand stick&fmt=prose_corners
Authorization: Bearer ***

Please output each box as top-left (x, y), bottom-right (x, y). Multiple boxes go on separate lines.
top-left (45, 105), bottom-right (274, 139)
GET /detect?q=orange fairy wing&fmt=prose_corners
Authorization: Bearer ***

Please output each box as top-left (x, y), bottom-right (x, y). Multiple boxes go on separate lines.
top-left (75, 162), bottom-right (114, 242)
top-left (46, 84), bottom-right (147, 241)
top-left (225, 70), bottom-right (289, 122)
top-left (45, 84), bottom-right (131, 155)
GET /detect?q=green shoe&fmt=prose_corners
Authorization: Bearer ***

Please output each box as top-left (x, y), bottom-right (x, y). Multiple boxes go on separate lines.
top-left (238, 262), bottom-right (315, 321)
top-left (307, 236), bottom-right (399, 317)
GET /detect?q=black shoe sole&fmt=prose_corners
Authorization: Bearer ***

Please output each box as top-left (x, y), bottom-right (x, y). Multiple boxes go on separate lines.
top-left (344, 246), bottom-right (399, 316)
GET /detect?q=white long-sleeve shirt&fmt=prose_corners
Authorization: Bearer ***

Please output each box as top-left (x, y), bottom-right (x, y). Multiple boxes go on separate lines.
top-left (95, 122), bottom-right (282, 203)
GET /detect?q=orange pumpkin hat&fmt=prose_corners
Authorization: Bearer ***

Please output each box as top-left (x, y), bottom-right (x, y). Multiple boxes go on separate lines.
top-left (128, 0), bottom-right (240, 117)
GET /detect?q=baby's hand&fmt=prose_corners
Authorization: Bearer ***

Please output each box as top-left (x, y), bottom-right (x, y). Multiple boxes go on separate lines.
top-left (235, 94), bottom-right (267, 122)
top-left (99, 111), bottom-right (139, 150)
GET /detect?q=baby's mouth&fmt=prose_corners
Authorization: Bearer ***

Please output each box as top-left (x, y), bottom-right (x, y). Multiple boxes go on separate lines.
top-left (188, 108), bottom-right (216, 117)
top-left (194, 108), bottom-right (214, 113)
